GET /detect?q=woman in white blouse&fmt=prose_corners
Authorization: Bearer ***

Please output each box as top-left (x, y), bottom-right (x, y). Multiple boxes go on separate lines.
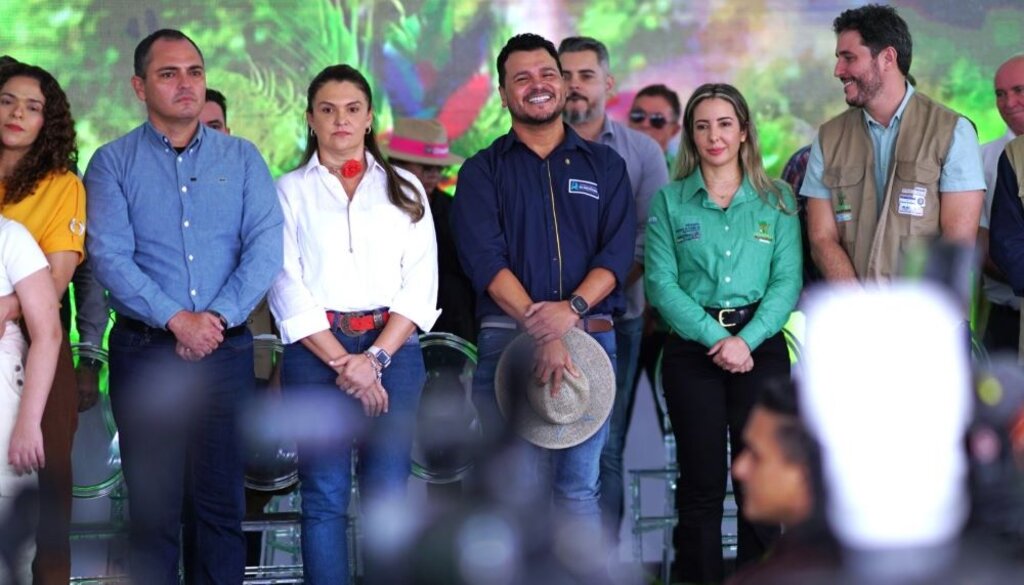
top-left (269, 64), bottom-right (438, 585)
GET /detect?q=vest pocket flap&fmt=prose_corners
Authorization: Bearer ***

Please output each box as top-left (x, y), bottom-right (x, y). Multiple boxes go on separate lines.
top-left (822, 165), bottom-right (865, 188)
top-left (894, 160), bottom-right (940, 184)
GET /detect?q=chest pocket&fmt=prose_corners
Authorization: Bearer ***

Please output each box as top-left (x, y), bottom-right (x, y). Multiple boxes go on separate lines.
top-left (890, 160), bottom-right (940, 236)
top-left (822, 165), bottom-right (866, 242)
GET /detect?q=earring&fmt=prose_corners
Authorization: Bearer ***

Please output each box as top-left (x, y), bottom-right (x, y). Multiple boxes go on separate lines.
top-left (365, 127), bottom-right (371, 135)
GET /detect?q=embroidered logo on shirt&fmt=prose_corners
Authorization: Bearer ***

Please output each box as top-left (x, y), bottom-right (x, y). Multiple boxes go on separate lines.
top-left (568, 179), bottom-right (600, 200)
top-left (676, 222), bottom-right (701, 243)
top-left (68, 218), bottom-right (86, 236)
top-left (754, 221), bottom-right (773, 243)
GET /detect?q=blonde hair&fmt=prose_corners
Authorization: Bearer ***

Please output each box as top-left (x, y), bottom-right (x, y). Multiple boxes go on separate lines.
top-left (674, 83), bottom-right (794, 213)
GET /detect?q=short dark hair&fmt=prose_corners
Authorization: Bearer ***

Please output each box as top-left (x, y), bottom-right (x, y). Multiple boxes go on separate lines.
top-left (496, 33), bottom-right (561, 88)
top-left (634, 83), bottom-right (681, 120)
top-left (205, 88), bottom-right (228, 122)
top-left (0, 55), bottom-right (18, 68)
top-left (757, 379), bottom-right (816, 468)
top-left (833, 3), bottom-right (912, 77)
top-left (133, 28), bottom-right (204, 77)
top-left (557, 36), bottom-right (610, 70)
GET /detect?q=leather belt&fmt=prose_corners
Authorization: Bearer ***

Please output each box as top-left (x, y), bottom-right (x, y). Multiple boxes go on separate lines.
top-left (326, 309), bottom-right (390, 336)
top-left (576, 317), bottom-right (613, 333)
top-left (480, 314), bottom-right (614, 334)
top-left (704, 302), bottom-right (759, 329)
top-left (117, 315), bottom-right (248, 338)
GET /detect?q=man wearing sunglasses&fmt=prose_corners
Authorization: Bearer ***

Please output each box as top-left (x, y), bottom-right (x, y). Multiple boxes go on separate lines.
top-left (628, 84), bottom-right (682, 166)
top-left (558, 35), bottom-right (670, 547)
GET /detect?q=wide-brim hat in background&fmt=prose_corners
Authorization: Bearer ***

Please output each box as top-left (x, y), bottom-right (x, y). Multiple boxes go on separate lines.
top-left (382, 118), bottom-right (465, 166)
top-left (494, 328), bottom-right (615, 449)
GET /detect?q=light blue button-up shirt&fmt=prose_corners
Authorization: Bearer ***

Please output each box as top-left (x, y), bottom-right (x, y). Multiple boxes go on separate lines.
top-left (84, 122), bottom-right (283, 328)
top-left (801, 84), bottom-right (985, 217)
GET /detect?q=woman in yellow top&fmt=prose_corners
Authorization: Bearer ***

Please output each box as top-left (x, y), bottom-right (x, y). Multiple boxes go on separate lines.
top-left (645, 83), bottom-right (801, 584)
top-left (0, 61), bottom-right (85, 585)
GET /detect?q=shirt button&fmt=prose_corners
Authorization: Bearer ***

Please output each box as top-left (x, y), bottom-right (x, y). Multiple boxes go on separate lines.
top-left (725, 250), bottom-right (732, 257)
top-left (190, 289), bottom-right (197, 297)
top-left (183, 220), bottom-right (190, 228)
top-left (181, 186), bottom-right (188, 193)
top-left (188, 254), bottom-right (194, 261)
top-left (177, 156), bottom-right (183, 163)
top-left (724, 276), bottom-right (732, 283)
top-left (724, 225), bottom-right (730, 231)
top-left (725, 300), bottom-right (732, 307)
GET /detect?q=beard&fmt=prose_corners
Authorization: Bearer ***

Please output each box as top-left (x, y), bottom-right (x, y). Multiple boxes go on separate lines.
top-left (562, 93), bottom-right (598, 125)
top-left (844, 62), bottom-right (883, 107)
top-left (508, 91), bottom-right (565, 127)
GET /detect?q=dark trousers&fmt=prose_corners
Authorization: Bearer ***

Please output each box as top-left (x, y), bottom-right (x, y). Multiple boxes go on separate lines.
top-left (983, 302), bottom-right (1020, 355)
top-left (108, 323), bottom-right (252, 585)
top-left (32, 334), bottom-right (77, 585)
top-left (662, 332), bottom-right (787, 584)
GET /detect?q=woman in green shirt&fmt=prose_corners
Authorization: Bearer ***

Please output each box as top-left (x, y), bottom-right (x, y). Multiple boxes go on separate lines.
top-left (645, 83), bottom-right (802, 583)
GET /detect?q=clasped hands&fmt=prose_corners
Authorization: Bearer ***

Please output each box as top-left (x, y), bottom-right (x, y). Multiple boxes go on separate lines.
top-left (169, 310), bottom-right (225, 362)
top-left (524, 300), bottom-right (581, 396)
top-left (328, 353), bottom-right (389, 417)
top-left (708, 336), bottom-right (754, 374)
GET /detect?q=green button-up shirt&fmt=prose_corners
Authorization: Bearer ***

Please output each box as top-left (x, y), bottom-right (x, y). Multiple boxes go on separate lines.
top-left (644, 171), bottom-right (802, 350)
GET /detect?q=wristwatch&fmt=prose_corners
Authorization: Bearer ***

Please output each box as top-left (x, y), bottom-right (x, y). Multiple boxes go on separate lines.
top-left (367, 345), bottom-right (392, 369)
top-left (207, 310), bottom-right (229, 329)
top-left (568, 294), bottom-right (590, 317)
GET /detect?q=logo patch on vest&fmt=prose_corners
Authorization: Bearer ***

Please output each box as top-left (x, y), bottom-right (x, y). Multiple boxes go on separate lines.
top-left (754, 221), bottom-right (773, 243)
top-left (835, 192), bottom-right (853, 223)
top-left (897, 187), bottom-right (927, 217)
top-left (676, 222), bottom-right (701, 243)
top-left (568, 179), bottom-right (599, 200)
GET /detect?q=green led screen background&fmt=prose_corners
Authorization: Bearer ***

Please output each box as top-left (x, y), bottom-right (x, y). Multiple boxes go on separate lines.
top-left (3, 0), bottom-right (1023, 178)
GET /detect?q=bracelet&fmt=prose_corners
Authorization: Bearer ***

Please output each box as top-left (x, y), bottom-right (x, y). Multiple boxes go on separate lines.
top-left (363, 351), bottom-right (383, 381)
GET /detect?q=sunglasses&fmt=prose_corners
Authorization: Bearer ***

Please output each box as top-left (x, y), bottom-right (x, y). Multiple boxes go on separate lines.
top-left (629, 109), bottom-right (670, 129)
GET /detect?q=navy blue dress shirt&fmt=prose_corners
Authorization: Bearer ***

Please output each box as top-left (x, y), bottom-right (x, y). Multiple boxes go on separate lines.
top-left (85, 122), bottom-right (283, 328)
top-left (990, 150), bottom-right (1024, 295)
top-left (451, 124), bottom-right (636, 319)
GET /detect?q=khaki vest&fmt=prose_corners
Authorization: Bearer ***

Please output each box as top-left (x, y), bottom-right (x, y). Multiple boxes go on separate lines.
top-left (1005, 137), bottom-right (1024, 359)
top-left (819, 91), bottom-right (959, 281)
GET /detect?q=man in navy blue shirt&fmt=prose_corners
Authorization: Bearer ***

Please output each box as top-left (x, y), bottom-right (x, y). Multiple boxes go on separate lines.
top-left (451, 33), bottom-right (635, 536)
top-left (84, 29), bottom-right (282, 585)
top-left (990, 137), bottom-right (1024, 357)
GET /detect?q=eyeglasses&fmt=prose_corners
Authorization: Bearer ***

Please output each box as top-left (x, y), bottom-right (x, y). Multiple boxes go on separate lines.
top-left (629, 109), bottom-right (670, 129)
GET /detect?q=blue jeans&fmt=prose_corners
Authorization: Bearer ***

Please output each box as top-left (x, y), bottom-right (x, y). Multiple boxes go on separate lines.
top-left (282, 330), bottom-right (425, 585)
top-left (108, 323), bottom-right (252, 585)
top-left (472, 326), bottom-right (615, 528)
top-left (599, 315), bottom-right (643, 542)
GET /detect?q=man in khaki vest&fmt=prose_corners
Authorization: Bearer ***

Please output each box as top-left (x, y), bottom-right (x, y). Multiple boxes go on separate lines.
top-left (801, 4), bottom-right (985, 282)
top-left (989, 136), bottom-right (1024, 358)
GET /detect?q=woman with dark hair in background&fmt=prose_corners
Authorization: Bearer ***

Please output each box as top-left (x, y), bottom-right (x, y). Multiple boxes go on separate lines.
top-left (0, 61), bottom-right (85, 585)
top-left (645, 83), bottom-right (801, 583)
top-left (268, 64), bottom-right (438, 585)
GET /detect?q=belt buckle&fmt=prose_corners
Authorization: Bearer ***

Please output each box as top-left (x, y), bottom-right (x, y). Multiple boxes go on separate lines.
top-left (717, 308), bottom-right (736, 328)
top-left (336, 313), bottom-right (359, 336)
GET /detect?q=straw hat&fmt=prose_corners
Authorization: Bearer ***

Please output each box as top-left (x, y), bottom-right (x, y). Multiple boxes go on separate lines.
top-left (494, 328), bottom-right (615, 449)
top-left (382, 118), bottom-right (465, 166)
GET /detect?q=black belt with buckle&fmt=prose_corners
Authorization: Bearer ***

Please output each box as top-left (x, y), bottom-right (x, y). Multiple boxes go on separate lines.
top-left (704, 302), bottom-right (759, 329)
top-left (117, 315), bottom-right (248, 338)
top-left (326, 308), bottom-right (390, 336)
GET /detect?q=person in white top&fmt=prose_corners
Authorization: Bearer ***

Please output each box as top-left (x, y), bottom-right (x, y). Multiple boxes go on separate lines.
top-left (268, 64), bottom-right (438, 585)
top-left (979, 54), bottom-right (1024, 352)
top-left (0, 217), bottom-right (61, 584)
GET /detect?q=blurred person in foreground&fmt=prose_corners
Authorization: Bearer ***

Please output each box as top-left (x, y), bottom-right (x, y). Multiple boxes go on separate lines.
top-left (645, 82), bottom-right (801, 583)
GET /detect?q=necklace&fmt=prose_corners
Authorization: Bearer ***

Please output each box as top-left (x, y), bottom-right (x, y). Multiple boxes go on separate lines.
top-left (325, 159), bottom-right (364, 179)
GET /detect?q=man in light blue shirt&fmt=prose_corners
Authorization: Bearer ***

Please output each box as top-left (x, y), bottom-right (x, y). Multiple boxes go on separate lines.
top-left (801, 5), bottom-right (984, 283)
top-left (558, 35), bottom-right (669, 545)
top-left (84, 29), bottom-right (282, 585)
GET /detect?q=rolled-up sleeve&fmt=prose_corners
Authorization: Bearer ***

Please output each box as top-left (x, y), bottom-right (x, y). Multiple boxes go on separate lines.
top-left (451, 158), bottom-right (510, 294)
top-left (208, 143), bottom-right (284, 327)
top-left (738, 188), bottom-right (803, 350)
top-left (590, 153), bottom-right (636, 286)
top-left (84, 146), bottom-right (182, 327)
top-left (644, 186), bottom-right (730, 348)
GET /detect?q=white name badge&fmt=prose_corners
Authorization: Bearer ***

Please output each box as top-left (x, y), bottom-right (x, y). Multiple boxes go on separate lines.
top-left (897, 186), bottom-right (927, 217)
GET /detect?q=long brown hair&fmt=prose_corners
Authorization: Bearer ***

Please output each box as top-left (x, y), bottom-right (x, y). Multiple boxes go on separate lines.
top-left (298, 65), bottom-right (424, 222)
top-left (0, 63), bottom-right (78, 205)
top-left (674, 83), bottom-right (793, 213)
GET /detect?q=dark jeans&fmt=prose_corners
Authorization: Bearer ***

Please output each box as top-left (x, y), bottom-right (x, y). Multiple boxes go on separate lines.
top-left (283, 330), bottom-right (425, 585)
top-left (662, 332), bottom-right (787, 584)
top-left (108, 323), bottom-right (252, 585)
top-left (983, 302), bottom-right (1020, 355)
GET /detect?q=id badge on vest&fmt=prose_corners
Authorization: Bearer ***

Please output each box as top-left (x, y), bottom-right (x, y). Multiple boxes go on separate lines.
top-left (835, 192), bottom-right (853, 223)
top-left (897, 186), bottom-right (927, 217)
